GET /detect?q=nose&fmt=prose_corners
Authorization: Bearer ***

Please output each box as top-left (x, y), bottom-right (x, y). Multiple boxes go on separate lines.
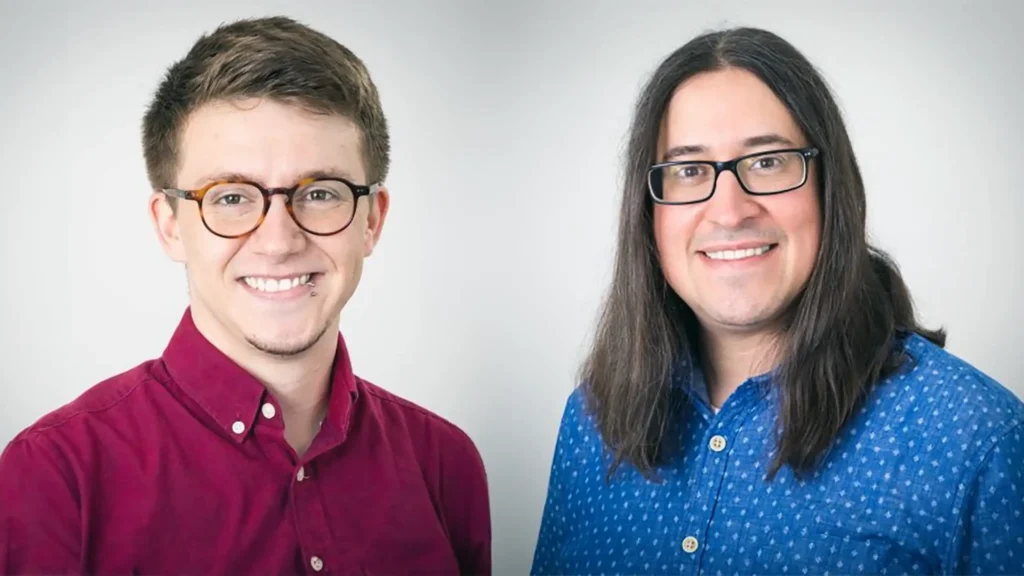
top-left (247, 194), bottom-right (306, 258)
top-left (702, 169), bottom-right (762, 227)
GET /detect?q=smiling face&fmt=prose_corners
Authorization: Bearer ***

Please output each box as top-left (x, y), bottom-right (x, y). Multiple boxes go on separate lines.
top-left (653, 68), bottom-right (821, 338)
top-left (150, 98), bottom-right (389, 357)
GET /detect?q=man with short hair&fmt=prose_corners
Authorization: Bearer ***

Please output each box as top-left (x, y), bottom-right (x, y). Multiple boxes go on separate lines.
top-left (0, 16), bottom-right (490, 574)
top-left (531, 27), bottom-right (1023, 575)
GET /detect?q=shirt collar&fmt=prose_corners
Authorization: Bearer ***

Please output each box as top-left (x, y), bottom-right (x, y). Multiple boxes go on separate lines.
top-left (160, 308), bottom-right (358, 443)
top-left (671, 346), bottom-right (774, 412)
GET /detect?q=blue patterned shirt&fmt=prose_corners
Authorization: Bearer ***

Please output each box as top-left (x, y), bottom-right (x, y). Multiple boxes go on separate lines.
top-left (532, 334), bottom-right (1024, 575)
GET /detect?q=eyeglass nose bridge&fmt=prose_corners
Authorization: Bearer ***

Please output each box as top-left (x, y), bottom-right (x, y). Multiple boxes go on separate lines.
top-left (709, 159), bottom-right (747, 194)
top-left (252, 186), bottom-right (304, 230)
top-left (263, 186), bottom-right (300, 207)
top-left (264, 187), bottom-right (299, 199)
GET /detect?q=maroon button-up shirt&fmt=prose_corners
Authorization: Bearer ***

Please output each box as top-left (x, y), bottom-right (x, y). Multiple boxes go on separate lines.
top-left (0, 309), bottom-right (491, 574)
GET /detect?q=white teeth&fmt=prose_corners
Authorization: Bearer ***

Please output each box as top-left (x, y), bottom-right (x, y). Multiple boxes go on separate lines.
top-left (243, 274), bottom-right (312, 293)
top-left (705, 245), bottom-right (772, 261)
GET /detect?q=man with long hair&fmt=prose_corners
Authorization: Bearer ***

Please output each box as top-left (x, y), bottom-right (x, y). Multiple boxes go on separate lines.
top-left (0, 16), bottom-right (490, 574)
top-left (532, 27), bottom-right (1023, 574)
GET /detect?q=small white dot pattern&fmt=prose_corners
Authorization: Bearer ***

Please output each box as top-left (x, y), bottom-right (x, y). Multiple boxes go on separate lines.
top-left (531, 334), bottom-right (1024, 575)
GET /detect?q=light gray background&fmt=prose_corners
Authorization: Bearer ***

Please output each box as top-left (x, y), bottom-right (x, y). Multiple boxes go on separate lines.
top-left (1, 0), bottom-right (1021, 573)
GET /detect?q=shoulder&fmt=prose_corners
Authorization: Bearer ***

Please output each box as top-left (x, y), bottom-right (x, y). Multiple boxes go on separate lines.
top-left (5, 360), bottom-right (162, 450)
top-left (894, 333), bottom-right (1024, 424)
top-left (558, 385), bottom-right (600, 438)
top-left (352, 380), bottom-right (493, 571)
top-left (354, 376), bottom-right (485, 472)
top-left (547, 385), bottom-right (607, 467)
top-left (870, 333), bottom-right (1024, 465)
top-left (0, 359), bottom-right (163, 504)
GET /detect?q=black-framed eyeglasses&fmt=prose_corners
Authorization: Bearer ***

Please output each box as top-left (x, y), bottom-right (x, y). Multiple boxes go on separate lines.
top-left (160, 177), bottom-right (379, 239)
top-left (647, 147), bottom-right (819, 205)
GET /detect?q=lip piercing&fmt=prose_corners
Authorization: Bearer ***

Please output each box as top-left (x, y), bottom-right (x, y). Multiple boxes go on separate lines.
top-left (306, 279), bottom-right (317, 297)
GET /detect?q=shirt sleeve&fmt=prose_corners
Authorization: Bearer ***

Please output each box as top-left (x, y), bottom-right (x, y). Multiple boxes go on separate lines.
top-left (531, 389), bottom-right (583, 575)
top-left (0, 433), bottom-right (82, 574)
top-left (439, 426), bottom-right (492, 575)
top-left (947, 420), bottom-right (1024, 574)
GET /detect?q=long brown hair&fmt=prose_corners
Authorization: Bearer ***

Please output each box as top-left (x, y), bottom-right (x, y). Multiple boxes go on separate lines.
top-left (581, 27), bottom-right (945, 481)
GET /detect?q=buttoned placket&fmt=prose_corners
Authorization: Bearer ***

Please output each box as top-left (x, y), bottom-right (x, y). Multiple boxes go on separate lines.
top-left (678, 389), bottom-right (761, 574)
top-left (249, 397), bottom-right (337, 574)
top-left (289, 425), bottom-right (346, 574)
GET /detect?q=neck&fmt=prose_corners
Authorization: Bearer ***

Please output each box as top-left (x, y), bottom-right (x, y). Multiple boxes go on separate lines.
top-left (699, 326), bottom-right (779, 408)
top-left (257, 340), bottom-right (335, 457)
top-left (190, 305), bottom-right (337, 456)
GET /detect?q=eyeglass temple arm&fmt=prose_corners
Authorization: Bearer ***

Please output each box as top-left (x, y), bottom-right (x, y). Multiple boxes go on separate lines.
top-left (159, 188), bottom-right (195, 200)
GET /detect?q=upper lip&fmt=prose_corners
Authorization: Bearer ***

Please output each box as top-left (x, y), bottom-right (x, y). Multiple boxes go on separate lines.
top-left (697, 241), bottom-right (777, 254)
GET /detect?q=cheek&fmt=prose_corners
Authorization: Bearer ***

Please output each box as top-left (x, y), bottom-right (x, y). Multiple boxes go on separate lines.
top-left (178, 217), bottom-right (240, 280)
top-left (313, 234), bottom-right (363, 272)
top-left (652, 205), bottom-right (697, 278)
top-left (776, 189), bottom-right (822, 275)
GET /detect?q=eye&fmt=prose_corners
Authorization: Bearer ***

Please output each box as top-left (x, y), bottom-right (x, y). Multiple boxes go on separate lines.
top-left (751, 155), bottom-right (785, 171)
top-left (300, 187), bottom-right (340, 202)
top-left (672, 164), bottom-right (709, 179)
top-left (214, 193), bottom-right (248, 205)
top-left (204, 183), bottom-right (260, 207)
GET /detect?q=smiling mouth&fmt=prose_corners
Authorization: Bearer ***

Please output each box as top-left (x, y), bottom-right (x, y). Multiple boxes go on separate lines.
top-left (700, 244), bottom-right (778, 261)
top-left (241, 273), bottom-right (317, 293)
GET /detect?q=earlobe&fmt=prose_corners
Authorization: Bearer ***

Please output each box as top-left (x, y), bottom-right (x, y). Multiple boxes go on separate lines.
top-left (363, 187), bottom-right (390, 257)
top-left (149, 192), bottom-right (187, 263)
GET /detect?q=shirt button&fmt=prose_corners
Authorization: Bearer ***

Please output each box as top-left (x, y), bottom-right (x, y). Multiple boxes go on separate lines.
top-left (310, 556), bottom-right (324, 572)
top-left (682, 536), bottom-right (699, 553)
top-left (261, 402), bottom-right (276, 419)
top-left (231, 421), bottom-right (246, 435)
top-left (709, 435), bottom-right (727, 452)
top-left (297, 467), bottom-right (306, 482)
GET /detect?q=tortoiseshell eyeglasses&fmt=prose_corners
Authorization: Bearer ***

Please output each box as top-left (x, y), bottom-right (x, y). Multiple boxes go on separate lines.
top-left (160, 177), bottom-right (379, 239)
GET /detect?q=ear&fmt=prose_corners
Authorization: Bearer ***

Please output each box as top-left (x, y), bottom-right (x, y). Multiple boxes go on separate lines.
top-left (149, 192), bottom-right (187, 263)
top-left (363, 187), bottom-right (390, 258)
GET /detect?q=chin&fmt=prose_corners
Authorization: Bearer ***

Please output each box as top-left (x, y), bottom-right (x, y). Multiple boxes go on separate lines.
top-left (247, 338), bottom-right (319, 357)
top-left (700, 299), bottom-right (783, 332)
top-left (713, 315), bottom-right (777, 333)
top-left (242, 322), bottom-right (330, 357)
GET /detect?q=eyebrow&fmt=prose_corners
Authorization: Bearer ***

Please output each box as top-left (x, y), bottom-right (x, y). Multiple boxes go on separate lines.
top-left (193, 168), bottom-right (359, 188)
top-left (662, 133), bottom-right (799, 161)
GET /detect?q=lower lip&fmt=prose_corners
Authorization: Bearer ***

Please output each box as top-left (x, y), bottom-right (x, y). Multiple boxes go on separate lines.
top-left (699, 245), bottom-right (778, 267)
top-left (238, 274), bottom-right (319, 300)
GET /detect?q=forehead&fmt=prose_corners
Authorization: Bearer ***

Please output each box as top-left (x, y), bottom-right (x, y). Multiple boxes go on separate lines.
top-left (177, 98), bottom-right (365, 187)
top-left (660, 67), bottom-right (806, 152)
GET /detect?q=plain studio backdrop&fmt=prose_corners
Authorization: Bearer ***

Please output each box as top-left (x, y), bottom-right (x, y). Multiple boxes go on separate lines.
top-left (1, 0), bottom-right (1022, 572)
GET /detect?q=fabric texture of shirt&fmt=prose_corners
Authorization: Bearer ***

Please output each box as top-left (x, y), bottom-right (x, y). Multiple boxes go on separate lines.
top-left (0, 309), bottom-right (491, 575)
top-left (532, 333), bottom-right (1024, 575)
